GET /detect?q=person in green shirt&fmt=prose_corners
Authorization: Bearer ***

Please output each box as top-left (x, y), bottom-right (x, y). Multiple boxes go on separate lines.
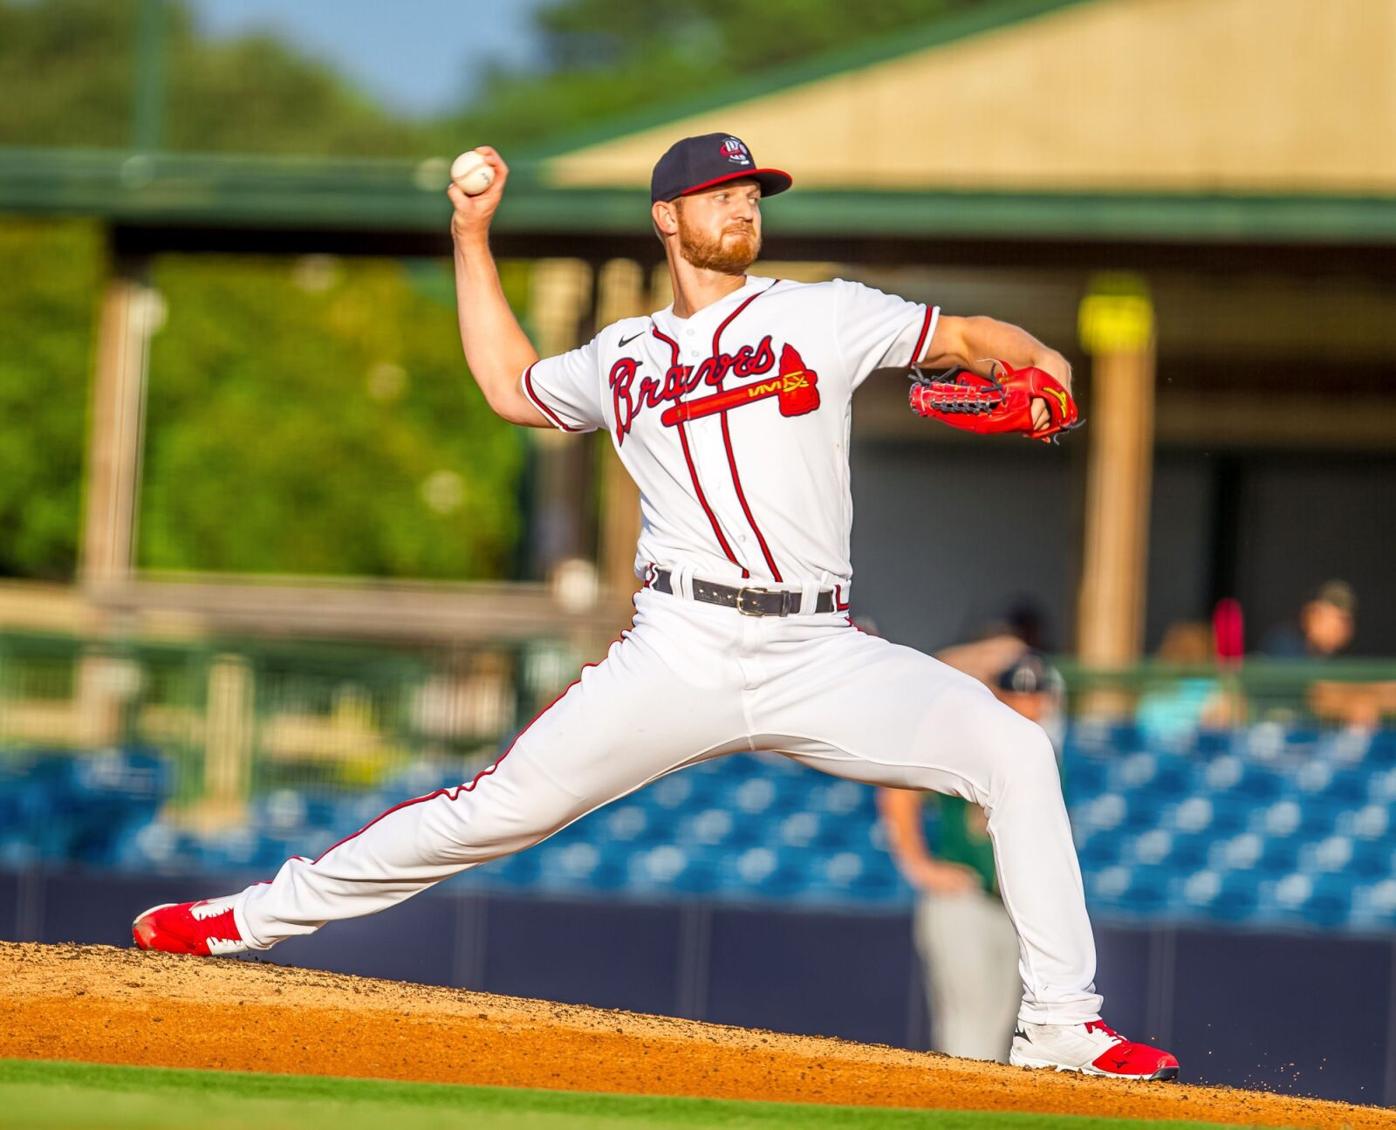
top-left (879, 645), bottom-right (1063, 1062)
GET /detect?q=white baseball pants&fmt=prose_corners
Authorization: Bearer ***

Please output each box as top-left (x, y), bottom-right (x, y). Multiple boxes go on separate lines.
top-left (233, 584), bottom-right (1103, 1025)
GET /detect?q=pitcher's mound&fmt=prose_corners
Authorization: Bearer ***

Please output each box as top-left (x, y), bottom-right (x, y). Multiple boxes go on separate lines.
top-left (0, 943), bottom-right (1388, 1129)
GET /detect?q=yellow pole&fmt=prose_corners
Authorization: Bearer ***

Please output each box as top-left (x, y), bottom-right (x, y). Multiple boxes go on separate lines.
top-left (1076, 278), bottom-right (1157, 671)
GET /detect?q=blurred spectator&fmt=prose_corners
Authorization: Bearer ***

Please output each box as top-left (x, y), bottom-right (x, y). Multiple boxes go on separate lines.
top-left (1259, 582), bottom-right (1394, 728)
top-left (1136, 622), bottom-right (1244, 744)
top-left (1261, 580), bottom-right (1356, 659)
top-left (878, 649), bottom-right (1062, 1063)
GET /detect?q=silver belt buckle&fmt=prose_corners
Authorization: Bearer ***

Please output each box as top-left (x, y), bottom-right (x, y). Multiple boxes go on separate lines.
top-left (735, 586), bottom-right (769, 616)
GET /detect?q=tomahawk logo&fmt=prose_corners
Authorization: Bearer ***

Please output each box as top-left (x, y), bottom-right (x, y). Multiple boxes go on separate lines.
top-left (661, 344), bottom-right (820, 427)
top-left (720, 137), bottom-right (752, 165)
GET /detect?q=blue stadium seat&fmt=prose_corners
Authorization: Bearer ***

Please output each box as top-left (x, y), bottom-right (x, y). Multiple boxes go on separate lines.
top-left (1117, 865), bottom-right (1175, 915)
top-left (1367, 730), bottom-right (1396, 766)
top-left (1064, 719), bottom-right (1115, 759)
top-left (600, 803), bottom-right (651, 844)
top-left (1339, 802), bottom-right (1392, 842)
top-left (1127, 828), bottom-right (1174, 866)
top-left (1280, 727), bottom-right (1322, 758)
top-left (1367, 768), bottom-right (1396, 804)
top-left (1351, 879), bottom-right (1396, 929)
top-left (8, 722), bottom-right (1396, 929)
top-left (1317, 727), bottom-right (1374, 765)
top-left (1205, 756), bottom-right (1286, 802)
top-left (807, 779), bottom-right (871, 817)
top-left (1063, 757), bottom-right (1108, 798)
top-left (1253, 798), bottom-right (1336, 841)
top-left (1192, 728), bottom-right (1236, 758)
top-left (648, 774), bottom-right (695, 810)
top-left (1112, 752), bottom-right (1160, 789)
top-left (1323, 769), bottom-right (1371, 807)
top-left (1342, 838), bottom-right (1390, 880)
top-left (1107, 722), bottom-right (1147, 754)
top-left (1202, 871), bottom-right (1259, 921)
top-left (679, 807), bottom-right (735, 847)
top-left (1076, 828), bottom-right (1122, 871)
top-left (1205, 797), bottom-right (1252, 837)
top-left (480, 848), bottom-right (540, 888)
top-left (1258, 836), bottom-right (1302, 876)
top-left (1071, 791), bottom-right (1128, 833)
top-left (1164, 830), bottom-right (1211, 871)
top-left (1179, 869), bottom-right (1222, 912)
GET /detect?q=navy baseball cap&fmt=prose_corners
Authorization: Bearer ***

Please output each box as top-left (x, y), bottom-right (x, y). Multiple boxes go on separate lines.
top-left (651, 133), bottom-right (792, 203)
top-left (995, 651), bottom-right (1063, 695)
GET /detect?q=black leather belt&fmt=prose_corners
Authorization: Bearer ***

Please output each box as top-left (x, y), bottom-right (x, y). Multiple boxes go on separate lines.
top-left (650, 568), bottom-right (835, 616)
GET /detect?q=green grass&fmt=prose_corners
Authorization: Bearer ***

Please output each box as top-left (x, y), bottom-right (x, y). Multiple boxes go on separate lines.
top-left (0, 1059), bottom-right (1240, 1130)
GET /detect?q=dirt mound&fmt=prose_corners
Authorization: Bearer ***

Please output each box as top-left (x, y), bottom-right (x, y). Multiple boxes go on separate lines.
top-left (1, 942), bottom-right (1389, 1128)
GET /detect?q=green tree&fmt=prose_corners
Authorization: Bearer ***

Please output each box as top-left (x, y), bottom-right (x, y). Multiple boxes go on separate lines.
top-left (138, 254), bottom-right (527, 579)
top-left (0, 219), bottom-right (101, 580)
top-left (436, 0), bottom-right (974, 149)
top-left (0, 0), bottom-right (431, 155)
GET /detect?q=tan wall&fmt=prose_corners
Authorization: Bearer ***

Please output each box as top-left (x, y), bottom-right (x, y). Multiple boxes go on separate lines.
top-left (549, 0), bottom-right (1396, 195)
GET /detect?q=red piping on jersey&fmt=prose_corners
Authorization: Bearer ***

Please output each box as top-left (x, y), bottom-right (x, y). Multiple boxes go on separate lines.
top-left (712, 281), bottom-right (784, 582)
top-left (650, 324), bottom-right (749, 577)
top-left (523, 362), bottom-right (584, 433)
top-left (908, 305), bottom-right (936, 368)
top-left (310, 626), bottom-right (633, 866)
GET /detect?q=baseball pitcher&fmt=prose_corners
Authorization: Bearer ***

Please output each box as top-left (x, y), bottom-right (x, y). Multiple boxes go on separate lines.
top-left (134, 133), bottom-right (1176, 1081)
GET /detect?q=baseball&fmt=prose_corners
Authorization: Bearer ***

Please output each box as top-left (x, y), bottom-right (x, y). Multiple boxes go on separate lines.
top-left (451, 149), bottom-right (495, 196)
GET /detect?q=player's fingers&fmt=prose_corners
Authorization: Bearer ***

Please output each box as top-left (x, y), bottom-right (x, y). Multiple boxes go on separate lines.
top-left (445, 183), bottom-right (476, 210)
top-left (1030, 397), bottom-right (1049, 431)
top-left (474, 146), bottom-right (509, 181)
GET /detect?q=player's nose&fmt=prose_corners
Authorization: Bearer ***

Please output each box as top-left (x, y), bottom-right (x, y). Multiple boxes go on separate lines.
top-left (730, 197), bottom-right (757, 221)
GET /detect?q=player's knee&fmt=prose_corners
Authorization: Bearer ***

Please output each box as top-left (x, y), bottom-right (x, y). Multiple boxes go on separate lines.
top-left (433, 769), bottom-right (586, 859)
top-left (987, 710), bottom-right (1060, 793)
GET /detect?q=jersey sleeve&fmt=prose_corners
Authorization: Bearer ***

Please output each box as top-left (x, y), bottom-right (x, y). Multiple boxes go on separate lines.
top-left (833, 278), bottom-right (940, 390)
top-left (519, 336), bottom-right (605, 433)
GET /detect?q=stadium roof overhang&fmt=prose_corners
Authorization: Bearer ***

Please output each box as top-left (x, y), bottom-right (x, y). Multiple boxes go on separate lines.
top-left (2, 147), bottom-right (1393, 275)
top-left (3, 0), bottom-right (1394, 271)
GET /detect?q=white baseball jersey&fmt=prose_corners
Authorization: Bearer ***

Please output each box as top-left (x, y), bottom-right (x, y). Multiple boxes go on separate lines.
top-left (519, 276), bottom-right (939, 591)
top-left (228, 272), bottom-right (1107, 1032)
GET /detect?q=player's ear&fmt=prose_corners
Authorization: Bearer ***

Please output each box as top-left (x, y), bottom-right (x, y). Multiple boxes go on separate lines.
top-left (652, 200), bottom-right (679, 238)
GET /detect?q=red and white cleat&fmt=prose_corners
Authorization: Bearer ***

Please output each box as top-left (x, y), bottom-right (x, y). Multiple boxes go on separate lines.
top-left (1010, 1019), bottom-right (1179, 1081)
top-left (131, 896), bottom-right (249, 956)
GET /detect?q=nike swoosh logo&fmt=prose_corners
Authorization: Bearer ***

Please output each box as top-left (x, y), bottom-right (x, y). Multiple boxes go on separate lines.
top-left (618, 332), bottom-right (643, 348)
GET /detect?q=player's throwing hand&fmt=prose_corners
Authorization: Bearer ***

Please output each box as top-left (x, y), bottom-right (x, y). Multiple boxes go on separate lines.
top-left (447, 146), bottom-right (508, 241)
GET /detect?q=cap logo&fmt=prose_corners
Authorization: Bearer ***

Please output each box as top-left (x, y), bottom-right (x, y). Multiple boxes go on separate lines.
top-left (720, 137), bottom-right (752, 165)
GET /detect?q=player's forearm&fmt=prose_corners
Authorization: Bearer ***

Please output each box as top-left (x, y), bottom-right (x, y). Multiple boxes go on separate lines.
top-left (926, 315), bottom-right (1071, 390)
top-left (452, 234), bottom-right (542, 421)
top-left (877, 788), bottom-right (936, 873)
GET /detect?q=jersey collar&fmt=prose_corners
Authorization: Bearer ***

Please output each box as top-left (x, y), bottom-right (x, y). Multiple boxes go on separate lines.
top-left (657, 275), bottom-right (771, 332)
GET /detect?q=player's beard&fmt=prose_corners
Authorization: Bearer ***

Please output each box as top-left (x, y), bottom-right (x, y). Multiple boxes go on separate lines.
top-left (677, 218), bottom-right (761, 274)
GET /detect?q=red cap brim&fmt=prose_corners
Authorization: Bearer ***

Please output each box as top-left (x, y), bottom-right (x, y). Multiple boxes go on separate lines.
top-left (675, 167), bottom-right (793, 199)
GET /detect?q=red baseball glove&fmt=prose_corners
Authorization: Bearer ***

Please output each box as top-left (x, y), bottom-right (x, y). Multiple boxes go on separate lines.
top-left (908, 360), bottom-right (1081, 443)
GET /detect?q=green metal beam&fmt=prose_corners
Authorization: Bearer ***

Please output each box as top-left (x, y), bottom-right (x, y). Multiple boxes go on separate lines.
top-left (131, 0), bottom-right (167, 152)
top-left (2, 148), bottom-right (1396, 247)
